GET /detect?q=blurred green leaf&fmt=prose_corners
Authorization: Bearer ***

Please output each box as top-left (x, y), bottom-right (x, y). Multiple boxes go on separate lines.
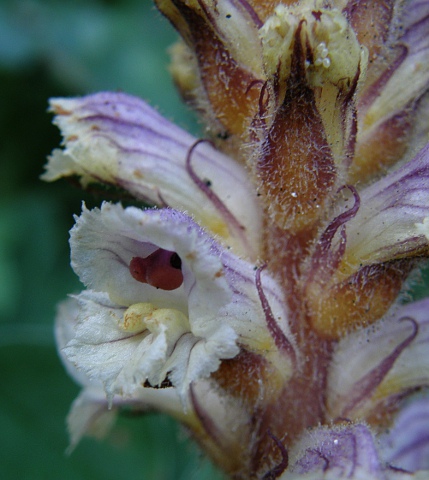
top-left (0, 345), bottom-right (224, 480)
top-left (0, 0), bottom-right (198, 130)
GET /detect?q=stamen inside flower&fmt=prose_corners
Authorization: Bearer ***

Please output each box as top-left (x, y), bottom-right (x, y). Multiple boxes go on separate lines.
top-left (129, 249), bottom-right (184, 290)
top-left (118, 302), bottom-right (190, 336)
top-left (119, 302), bottom-right (156, 333)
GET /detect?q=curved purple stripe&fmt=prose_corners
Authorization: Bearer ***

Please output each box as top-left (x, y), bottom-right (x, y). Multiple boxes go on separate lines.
top-left (320, 185), bottom-right (360, 249)
top-left (189, 384), bottom-right (224, 447)
top-left (341, 317), bottom-right (419, 417)
top-left (232, 0), bottom-right (262, 28)
top-left (310, 185), bottom-right (360, 276)
top-left (186, 139), bottom-right (252, 250)
top-left (262, 431), bottom-right (289, 479)
top-left (255, 266), bottom-right (296, 363)
top-left (358, 45), bottom-right (408, 114)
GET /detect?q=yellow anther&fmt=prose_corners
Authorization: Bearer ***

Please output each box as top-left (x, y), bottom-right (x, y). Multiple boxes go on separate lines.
top-left (119, 302), bottom-right (190, 337)
top-left (119, 303), bottom-right (157, 333)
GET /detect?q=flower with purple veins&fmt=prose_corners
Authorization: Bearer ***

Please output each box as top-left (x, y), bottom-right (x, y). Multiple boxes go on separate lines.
top-left (44, 0), bottom-right (429, 478)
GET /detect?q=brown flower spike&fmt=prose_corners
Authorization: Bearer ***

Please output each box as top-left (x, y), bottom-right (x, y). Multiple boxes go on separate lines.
top-left (44, 0), bottom-right (429, 478)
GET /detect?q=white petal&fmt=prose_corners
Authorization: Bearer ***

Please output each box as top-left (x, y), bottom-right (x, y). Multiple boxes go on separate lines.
top-left (327, 299), bottom-right (429, 420)
top-left (380, 393), bottom-right (429, 472)
top-left (360, 1), bottom-right (429, 142)
top-left (339, 144), bottom-right (429, 268)
top-left (66, 386), bottom-right (116, 452)
top-left (66, 382), bottom-right (188, 450)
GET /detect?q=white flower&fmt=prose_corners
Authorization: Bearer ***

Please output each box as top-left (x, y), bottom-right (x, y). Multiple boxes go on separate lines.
top-left (59, 203), bottom-right (296, 404)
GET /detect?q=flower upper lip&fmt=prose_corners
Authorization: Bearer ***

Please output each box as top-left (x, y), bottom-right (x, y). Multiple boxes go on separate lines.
top-left (43, 92), bottom-right (262, 259)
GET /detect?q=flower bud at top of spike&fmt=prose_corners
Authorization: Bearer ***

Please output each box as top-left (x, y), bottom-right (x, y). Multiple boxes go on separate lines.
top-left (260, 3), bottom-right (365, 95)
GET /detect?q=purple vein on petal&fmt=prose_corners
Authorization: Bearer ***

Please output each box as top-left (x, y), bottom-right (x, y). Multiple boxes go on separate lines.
top-left (262, 430), bottom-right (289, 480)
top-left (232, 0), bottom-right (262, 28)
top-left (186, 139), bottom-right (252, 251)
top-left (310, 185), bottom-right (360, 276)
top-left (255, 266), bottom-right (296, 363)
top-left (189, 384), bottom-right (224, 447)
top-left (340, 317), bottom-right (419, 417)
top-left (358, 45), bottom-right (408, 114)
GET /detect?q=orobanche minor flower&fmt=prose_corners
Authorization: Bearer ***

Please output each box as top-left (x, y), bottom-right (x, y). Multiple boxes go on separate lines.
top-left (43, 0), bottom-right (429, 478)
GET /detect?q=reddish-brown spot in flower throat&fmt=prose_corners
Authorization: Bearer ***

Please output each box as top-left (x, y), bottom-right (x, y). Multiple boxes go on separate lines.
top-left (129, 249), bottom-right (183, 290)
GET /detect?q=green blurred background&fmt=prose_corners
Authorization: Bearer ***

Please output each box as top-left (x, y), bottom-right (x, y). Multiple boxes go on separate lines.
top-left (0, 0), bottom-right (222, 478)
